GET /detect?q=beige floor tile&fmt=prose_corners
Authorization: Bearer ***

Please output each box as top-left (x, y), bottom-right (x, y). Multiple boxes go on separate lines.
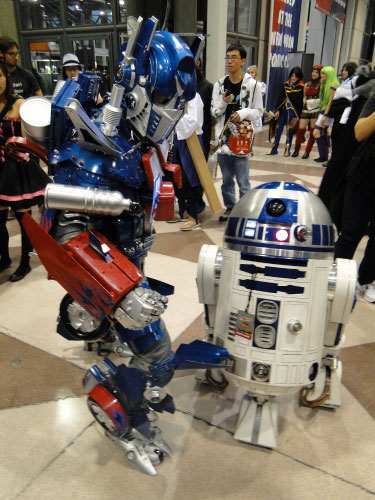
top-left (168, 374), bottom-right (375, 494)
top-left (0, 397), bottom-right (92, 499)
top-left (13, 408), bottom-right (375, 500)
top-left (146, 253), bottom-right (205, 342)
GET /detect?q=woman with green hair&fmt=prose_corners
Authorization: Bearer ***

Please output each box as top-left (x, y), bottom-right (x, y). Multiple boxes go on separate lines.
top-left (312, 66), bottom-right (340, 162)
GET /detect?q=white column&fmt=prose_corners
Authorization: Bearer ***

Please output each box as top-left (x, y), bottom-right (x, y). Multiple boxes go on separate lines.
top-left (206, 0), bottom-right (228, 84)
top-left (297, 0), bottom-right (310, 52)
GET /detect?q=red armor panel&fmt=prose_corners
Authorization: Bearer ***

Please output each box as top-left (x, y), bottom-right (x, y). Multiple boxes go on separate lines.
top-left (88, 385), bottom-right (129, 435)
top-left (22, 213), bottom-right (142, 321)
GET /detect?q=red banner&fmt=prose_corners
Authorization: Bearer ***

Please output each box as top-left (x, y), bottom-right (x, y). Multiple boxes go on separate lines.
top-left (315, 0), bottom-right (347, 23)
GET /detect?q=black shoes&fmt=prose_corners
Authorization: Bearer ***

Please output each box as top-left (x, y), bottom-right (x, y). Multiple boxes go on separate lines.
top-left (0, 258), bottom-right (12, 273)
top-left (219, 209), bottom-right (232, 222)
top-left (314, 157), bottom-right (327, 163)
top-left (291, 151), bottom-right (299, 157)
top-left (301, 152), bottom-right (309, 159)
top-left (9, 265), bottom-right (31, 282)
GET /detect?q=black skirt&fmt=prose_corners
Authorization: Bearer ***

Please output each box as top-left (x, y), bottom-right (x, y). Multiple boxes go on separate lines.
top-left (0, 154), bottom-right (51, 210)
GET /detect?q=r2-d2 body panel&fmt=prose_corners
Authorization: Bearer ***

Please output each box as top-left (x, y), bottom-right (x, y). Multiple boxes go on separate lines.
top-left (214, 182), bottom-right (335, 396)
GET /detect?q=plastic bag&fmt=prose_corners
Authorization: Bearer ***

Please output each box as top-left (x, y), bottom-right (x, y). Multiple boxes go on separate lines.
top-left (207, 151), bottom-right (218, 179)
top-left (251, 117), bottom-right (263, 133)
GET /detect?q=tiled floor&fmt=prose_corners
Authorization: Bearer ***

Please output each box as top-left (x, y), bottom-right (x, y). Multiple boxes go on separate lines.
top-left (1, 129), bottom-right (374, 499)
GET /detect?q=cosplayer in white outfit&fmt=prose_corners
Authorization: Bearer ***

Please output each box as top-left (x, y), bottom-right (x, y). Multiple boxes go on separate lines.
top-left (172, 93), bottom-right (205, 231)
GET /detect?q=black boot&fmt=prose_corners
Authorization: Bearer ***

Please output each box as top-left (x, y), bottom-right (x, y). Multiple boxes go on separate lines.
top-left (9, 210), bottom-right (32, 282)
top-left (0, 209), bottom-right (12, 272)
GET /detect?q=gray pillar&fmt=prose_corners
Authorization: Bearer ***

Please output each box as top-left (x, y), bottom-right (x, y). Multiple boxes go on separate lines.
top-left (173, 0), bottom-right (197, 45)
top-left (206, 0), bottom-right (228, 84)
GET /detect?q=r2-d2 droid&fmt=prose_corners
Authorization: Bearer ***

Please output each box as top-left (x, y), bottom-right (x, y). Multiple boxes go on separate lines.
top-left (197, 181), bottom-right (357, 448)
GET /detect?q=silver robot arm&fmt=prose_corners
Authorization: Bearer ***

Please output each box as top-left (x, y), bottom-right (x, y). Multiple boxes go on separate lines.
top-left (197, 244), bottom-right (222, 341)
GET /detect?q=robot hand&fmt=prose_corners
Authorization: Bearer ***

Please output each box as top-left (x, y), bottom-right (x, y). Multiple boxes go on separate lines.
top-left (114, 285), bottom-right (168, 330)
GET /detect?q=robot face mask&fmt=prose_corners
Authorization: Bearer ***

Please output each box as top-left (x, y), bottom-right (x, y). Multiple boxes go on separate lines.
top-left (115, 17), bottom-right (197, 144)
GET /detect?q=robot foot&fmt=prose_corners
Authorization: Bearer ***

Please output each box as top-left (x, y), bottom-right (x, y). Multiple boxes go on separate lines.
top-left (108, 426), bottom-right (172, 476)
top-left (234, 394), bottom-right (278, 449)
top-left (300, 362), bottom-right (342, 409)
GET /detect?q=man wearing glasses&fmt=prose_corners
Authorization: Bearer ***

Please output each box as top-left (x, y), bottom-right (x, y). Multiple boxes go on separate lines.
top-left (211, 44), bottom-right (263, 221)
top-left (0, 36), bottom-right (42, 98)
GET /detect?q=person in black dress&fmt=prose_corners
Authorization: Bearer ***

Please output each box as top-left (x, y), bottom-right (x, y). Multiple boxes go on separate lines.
top-left (0, 58), bottom-right (50, 281)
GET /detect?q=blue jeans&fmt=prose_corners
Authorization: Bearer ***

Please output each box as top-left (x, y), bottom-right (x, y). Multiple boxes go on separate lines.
top-left (273, 106), bottom-right (296, 151)
top-left (217, 153), bottom-right (250, 210)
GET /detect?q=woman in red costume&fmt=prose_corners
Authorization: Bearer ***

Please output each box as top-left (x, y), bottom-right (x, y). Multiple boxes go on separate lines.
top-left (292, 64), bottom-right (323, 159)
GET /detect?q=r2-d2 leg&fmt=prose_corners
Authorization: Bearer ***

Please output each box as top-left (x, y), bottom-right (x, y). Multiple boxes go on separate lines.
top-left (300, 258), bottom-right (357, 408)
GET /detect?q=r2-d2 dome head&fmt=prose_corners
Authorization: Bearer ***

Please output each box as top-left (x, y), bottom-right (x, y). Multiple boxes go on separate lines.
top-left (115, 16), bottom-right (197, 144)
top-left (224, 181), bottom-right (335, 260)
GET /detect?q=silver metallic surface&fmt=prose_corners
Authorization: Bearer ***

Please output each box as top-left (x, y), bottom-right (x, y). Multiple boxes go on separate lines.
top-left (20, 96), bottom-right (51, 147)
top-left (230, 182), bottom-right (332, 226)
top-left (144, 385), bottom-right (167, 404)
top-left (214, 249), bottom-right (223, 282)
top-left (65, 98), bottom-right (124, 157)
top-left (225, 242), bottom-right (333, 260)
top-left (287, 319), bottom-right (303, 333)
top-left (122, 16), bottom-right (142, 65)
top-left (295, 225), bottom-right (312, 242)
top-left (67, 300), bottom-right (100, 332)
top-left (45, 184), bottom-right (133, 215)
top-left (108, 424), bottom-right (172, 476)
top-left (224, 182), bottom-right (334, 260)
top-left (100, 84), bottom-right (125, 137)
top-left (113, 286), bottom-right (167, 330)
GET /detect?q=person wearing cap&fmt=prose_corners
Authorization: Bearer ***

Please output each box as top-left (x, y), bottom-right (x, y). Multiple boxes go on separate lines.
top-left (60, 53), bottom-right (103, 105)
top-left (62, 53), bottom-right (82, 81)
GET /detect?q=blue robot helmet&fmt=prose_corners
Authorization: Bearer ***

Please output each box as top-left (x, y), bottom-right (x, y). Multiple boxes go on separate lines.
top-left (114, 18), bottom-right (198, 144)
top-left (149, 31), bottom-right (196, 102)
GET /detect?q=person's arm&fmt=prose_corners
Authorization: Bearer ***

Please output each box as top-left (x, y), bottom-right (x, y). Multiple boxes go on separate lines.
top-left (354, 94), bottom-right (375, 141)
top-left (211, 79), bottom-right (227, 119)
top-left (234, 79), bottom-right (263, 123)
top-left (175, 95), bottom-right (200, 140)
top-left (34, 89), bottom-right (43, 96)
top-left (355, 113), bottom-right (375, 141)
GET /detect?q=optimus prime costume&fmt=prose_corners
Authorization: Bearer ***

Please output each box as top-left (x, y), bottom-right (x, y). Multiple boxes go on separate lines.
top-left (7, 17), bottom-right (228, 475)
top-left (197, 181), bottom-right (357, 448)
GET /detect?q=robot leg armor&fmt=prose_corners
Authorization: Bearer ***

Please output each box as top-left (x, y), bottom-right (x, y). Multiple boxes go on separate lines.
top-left (83, 357), bottom-right (172, 476)
top-left (126, 318), bottom-right (175, 389)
